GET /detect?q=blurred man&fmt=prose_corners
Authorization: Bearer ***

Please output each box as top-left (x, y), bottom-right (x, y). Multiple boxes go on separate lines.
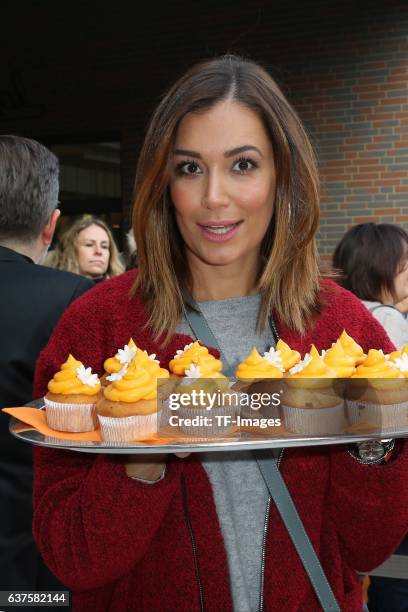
top-left (0, 135), bottom-right (93, 590)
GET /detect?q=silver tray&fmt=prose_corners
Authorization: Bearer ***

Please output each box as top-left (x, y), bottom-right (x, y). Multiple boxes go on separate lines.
top-left (9, 414), bottom-right (408, 454)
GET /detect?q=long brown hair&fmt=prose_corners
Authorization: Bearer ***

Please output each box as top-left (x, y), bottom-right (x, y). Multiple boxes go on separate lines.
top-left (48, 217), bottom-right (124, 278)
top-left (133, 55), bottom-right (321, 342)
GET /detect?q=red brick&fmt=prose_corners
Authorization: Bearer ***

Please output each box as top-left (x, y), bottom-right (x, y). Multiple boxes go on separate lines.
top-left (374, 179), bottom-right (401, 186)
top-left (375, 208), bottom-right (401, 215)
top-left (352, 172), bottom-right (380, 180)
top-left (353, 216), bottom-right (378, 223)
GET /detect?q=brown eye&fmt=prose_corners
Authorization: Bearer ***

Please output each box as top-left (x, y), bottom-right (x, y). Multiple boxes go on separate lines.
top-left (232, 157), bottom-right (257, 174)
top-left (176, 160), bottom-right (202, 176)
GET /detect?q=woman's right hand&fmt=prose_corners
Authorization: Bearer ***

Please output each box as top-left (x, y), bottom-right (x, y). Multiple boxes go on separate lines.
top-left (124, 452), bottom-right (190, 481)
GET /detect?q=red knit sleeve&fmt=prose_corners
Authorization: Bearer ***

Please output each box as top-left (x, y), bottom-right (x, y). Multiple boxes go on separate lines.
top-left (33, 292), bottom-right (103, 398)
top-left (328, 441), bottom-right (408, 571)
top-left (32, 273), bottom-right (185, 590)
top-left (32, 447), bottom-right (184, 590)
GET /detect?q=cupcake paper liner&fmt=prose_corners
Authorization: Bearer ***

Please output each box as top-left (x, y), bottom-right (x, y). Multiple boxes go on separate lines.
top-left (240, 403), bottom-right (281, 421)
top-left (44, 398), bottom-right (97, 432)
top-left (282, 402), bottom-right (345, 435)
top-left (98, 411), bottom-right (161, 442)
top-left (347, 399), bottom-right (408, 432)
top-left (177, 404), bottom-right (238, 438)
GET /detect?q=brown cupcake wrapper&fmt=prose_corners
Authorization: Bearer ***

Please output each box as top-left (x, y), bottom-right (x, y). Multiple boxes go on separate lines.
top-left (44, 398), bottom-right (97, 432)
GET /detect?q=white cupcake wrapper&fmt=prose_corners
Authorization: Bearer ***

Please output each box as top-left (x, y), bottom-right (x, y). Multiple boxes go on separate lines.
top-left (98, 411), bottom-right (161, 442)
top-left (44, 398), bottom-right (97, 432)
top-left (347, 399), bottom-right (408, 432)
top-left (177, 404), bottom-right (238, 438)
top-left (282, 402), bottom-right (345, 435)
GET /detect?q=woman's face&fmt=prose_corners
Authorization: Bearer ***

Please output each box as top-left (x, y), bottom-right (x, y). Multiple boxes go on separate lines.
top-left (393, 252), bottom-right (408, 303)
top-left (169, 100), bottom-right (276, 272)
top-left (76, 224), bottom-right (110, 278)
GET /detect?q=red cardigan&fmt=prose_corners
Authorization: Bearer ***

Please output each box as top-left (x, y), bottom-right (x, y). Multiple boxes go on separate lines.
top-left (32, 271), bottom-right (408, 612)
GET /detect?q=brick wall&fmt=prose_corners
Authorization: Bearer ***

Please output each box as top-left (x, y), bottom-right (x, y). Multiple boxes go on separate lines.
top-left (0, 0), bottom-right (406, 263)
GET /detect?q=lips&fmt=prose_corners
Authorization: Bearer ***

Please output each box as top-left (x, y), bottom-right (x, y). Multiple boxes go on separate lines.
top-left (198, 220), bottom-right (243, 242)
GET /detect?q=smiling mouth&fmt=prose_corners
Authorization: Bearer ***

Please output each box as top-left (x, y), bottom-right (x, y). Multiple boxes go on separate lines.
top-left (199, 222), bottom-right (242, 235)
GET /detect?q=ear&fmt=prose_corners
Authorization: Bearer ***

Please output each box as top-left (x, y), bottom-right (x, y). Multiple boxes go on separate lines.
top-left (41, 208), bottom-right (61, 246)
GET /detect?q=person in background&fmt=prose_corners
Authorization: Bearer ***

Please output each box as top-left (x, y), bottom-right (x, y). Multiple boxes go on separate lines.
top-left (48, 216), bottom-right (124, 281)
top-left (333, 223), bottom-right (408, 350)
top-left (333, 222), bottom-right (408, 612)
top-left (0, 135), bottom-right (94, 591)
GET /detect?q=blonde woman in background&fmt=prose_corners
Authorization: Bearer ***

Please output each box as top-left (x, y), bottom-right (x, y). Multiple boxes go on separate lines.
top-left (48, 217), bottom-right (124, 281)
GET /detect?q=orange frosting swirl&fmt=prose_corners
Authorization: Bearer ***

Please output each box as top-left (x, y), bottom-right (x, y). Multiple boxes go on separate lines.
top-left (351, 349), bottom-right (405, 390)
top-left (275, 340), bottom-right (301, 370)
top-left (338, 330), bottom-right (366, 365)
top-left (104, 359), bottom-right (169, 402)
top-left (286, 345), bottom-right (336, 388)
top-left (235, 347), bottom-right (283, 380)
top-left (169, 341), bottom-right (223, 376)
top-left (352, 349), bottom-right (403, 380)
top-left (262, 341), bottom-right (300, 372)
top-left (47, 355), bottom-right (101, 396)
top-left (104, 338), bottom-right (137, 374)
top-left (323, 340), bottom-right (356, 377)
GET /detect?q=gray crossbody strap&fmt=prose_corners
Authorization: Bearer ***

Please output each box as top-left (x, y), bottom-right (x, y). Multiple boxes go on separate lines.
top-left (183, 299), bottom-right (235, 376)
top-left (183, 299), bottom-right (340, 612)
top-left (255, 452), bottom-right (340, 612)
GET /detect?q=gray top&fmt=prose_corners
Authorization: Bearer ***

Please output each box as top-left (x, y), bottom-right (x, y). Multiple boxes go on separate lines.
top-left (177, 294), bottom-right (275, 612)
top-left (361, 300), bottom-right (408, 350)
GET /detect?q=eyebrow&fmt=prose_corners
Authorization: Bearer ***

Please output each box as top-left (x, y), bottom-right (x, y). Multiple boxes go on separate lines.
top-left (82, 239), bottom-right (109, 245)
top-left (173, 145), bottom-right (263, 159)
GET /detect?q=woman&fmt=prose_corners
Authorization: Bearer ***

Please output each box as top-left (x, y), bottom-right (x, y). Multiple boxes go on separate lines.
top-left (334, 223), bottom-right (408, 612)
top-left (47, 217), bottom-right (124, 281)
top-left (333, 223), bottom-right (408, 349)
top-left (32, 56), bottom-right (407, 612)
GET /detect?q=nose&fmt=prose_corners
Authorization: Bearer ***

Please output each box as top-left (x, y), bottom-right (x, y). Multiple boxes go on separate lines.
top-left (94, 243), bottom-right (103, 255)
top-left (201, 170), bottom-right (230, 210)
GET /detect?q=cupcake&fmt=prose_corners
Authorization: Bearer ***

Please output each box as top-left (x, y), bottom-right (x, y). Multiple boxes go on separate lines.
top-left (282, 346), bottom-right (344, 435)
top-left (44, 354), bottom-right (101, 432)
top-left (174, 363), bottom-right (237, 438)
top-left (169, 341), bottom-right (223, 378)
top-left (347, 349), bottom-right (407, 432)
top-left (97, 358), bottom-right (170, 442)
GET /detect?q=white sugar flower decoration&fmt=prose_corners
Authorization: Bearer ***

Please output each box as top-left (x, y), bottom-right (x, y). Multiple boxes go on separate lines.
top-left (320, 349), bottom-right (327, 359)
top-left (143, 350), bottom-right (160, 364)
top-left (394, 353), bottom-right (408, 373)
top-left (76, 365), bottom-right (99, 387)
top-left (106, 363), bottom-right (128, 382)
top-left (174, 343), bottom-right (194, 358)
top-left (184, 364), bottom-right (202, 378)
top-left (116, 343), bottom-right (137, 364)
top-left (263, 348), bottom-right (284, 371)
top-left (289, 353), bottom-right (312, 375)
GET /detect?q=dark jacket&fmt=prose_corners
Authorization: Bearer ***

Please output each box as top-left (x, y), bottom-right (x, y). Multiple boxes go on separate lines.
top-left (0, 245), bottom-right (93, 589)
